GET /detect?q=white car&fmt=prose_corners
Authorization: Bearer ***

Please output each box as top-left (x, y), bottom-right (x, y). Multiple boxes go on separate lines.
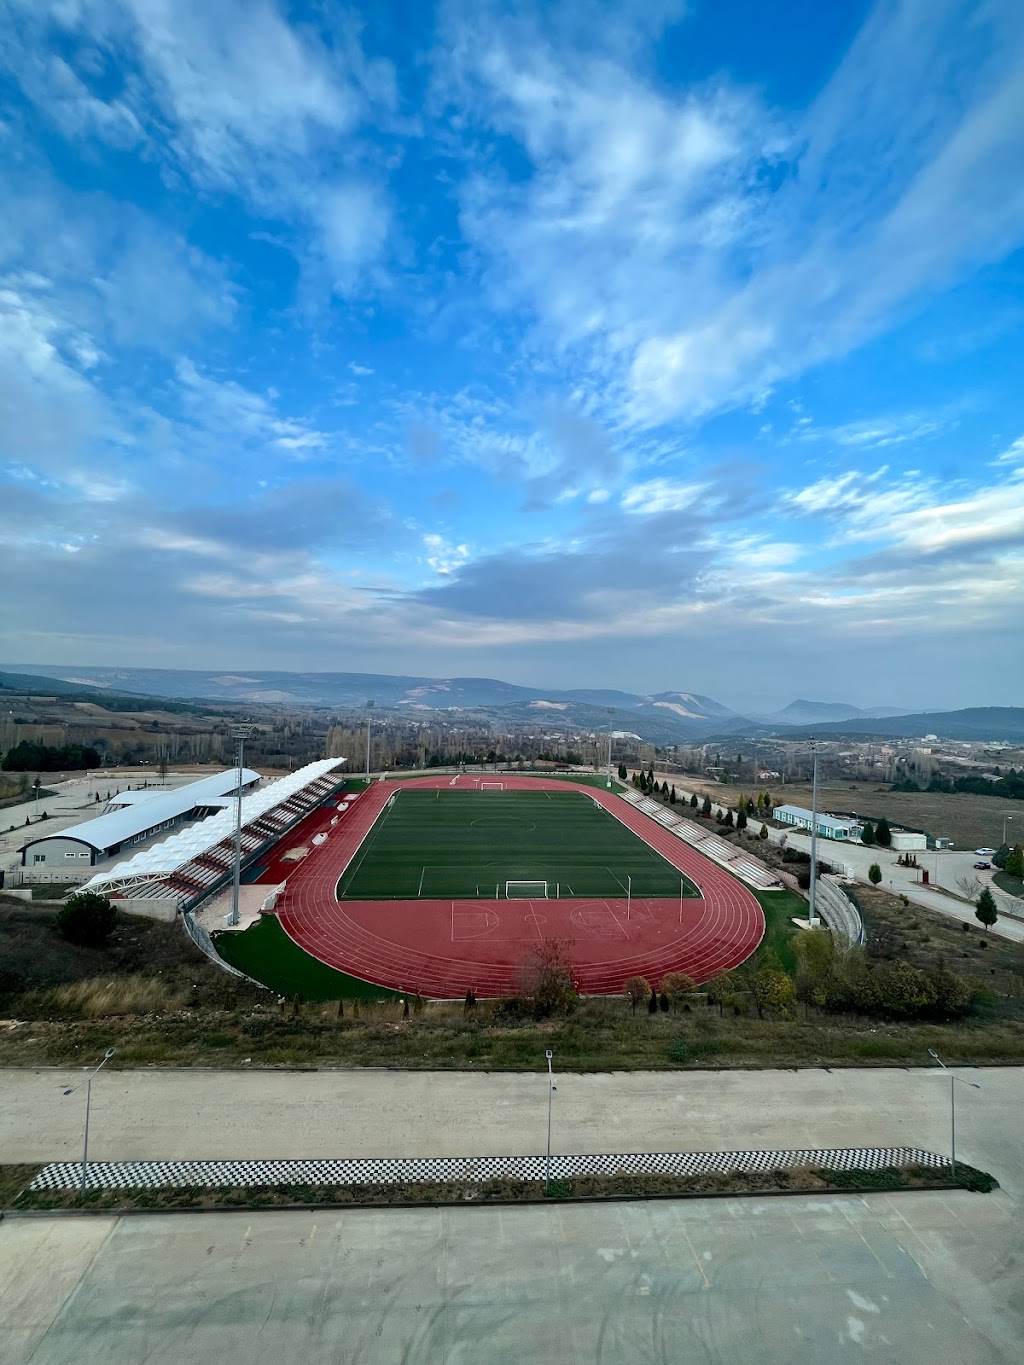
top-left (974, 847), bottom-right (997, 856)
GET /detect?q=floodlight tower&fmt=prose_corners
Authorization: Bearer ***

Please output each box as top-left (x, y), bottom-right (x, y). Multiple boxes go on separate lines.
top-left (605, 708), bottom-right (615, 788)
top-left (808, 740), bottom-right (820, 926)
top-left (365, 701), bottom-right (375, 781)
top-left (228, 723), bottom-right (256, 927)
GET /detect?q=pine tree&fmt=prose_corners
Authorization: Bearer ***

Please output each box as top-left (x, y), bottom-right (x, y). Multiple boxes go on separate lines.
top-left (669, 785), bottom-right (677, 804)
top-left (759, 823), bottom-right (768, 840)
top-left (976, 887), bottom-right (998, 928)
top-left (875, 816), bottom-right (892, 848)
top-left (736, 808), bottom-right (747, 830)
top-left (1006, 845), bottom-right (1024, 879)
top-left (701, 794), bottom-right (712, 816)
top-left (690, 793), bottom-right (698, 809)
top-left (723, 809), bottom-right (734, 828)
top-left (861, 821), bottom-right (876, 846)
top-left (868, 863), bottom-right (882, 886)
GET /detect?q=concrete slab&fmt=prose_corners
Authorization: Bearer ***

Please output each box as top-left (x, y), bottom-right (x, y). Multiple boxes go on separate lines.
top-left (1, 1193), bottom-right (1019, 1364)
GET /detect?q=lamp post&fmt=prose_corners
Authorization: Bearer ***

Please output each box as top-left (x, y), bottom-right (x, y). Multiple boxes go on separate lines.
top-left (545, 1049), bottom-right (556, 1189)
top-left (807, 742), bottom-right (819, 925)
top-left (365, 701), bottom-right (375, 781)
top-left (63, 1048), bottom-right (115, 1194)
top-left (1003, 814), bottom-right (1015, 847)
top-left (228, 724), bottom-right (256, 927)
top-left (928, 1049), bottom-right (981, 1178)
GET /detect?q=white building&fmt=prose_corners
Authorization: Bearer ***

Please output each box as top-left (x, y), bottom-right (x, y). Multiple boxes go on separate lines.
top-left (773, 804), bottom-right (860, 840)
top-left (20, 768), bottom-right (261, 870)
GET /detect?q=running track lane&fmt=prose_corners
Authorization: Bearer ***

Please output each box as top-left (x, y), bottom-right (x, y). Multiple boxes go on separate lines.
top-left (275, 776), bottom-right (765, 998)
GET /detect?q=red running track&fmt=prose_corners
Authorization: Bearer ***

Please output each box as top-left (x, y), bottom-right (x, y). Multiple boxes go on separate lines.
top-left (275, 775), bottom-right (765, 998)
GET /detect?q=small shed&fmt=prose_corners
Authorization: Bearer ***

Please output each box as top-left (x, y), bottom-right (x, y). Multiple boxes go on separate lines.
top-left (890, 830), bottom-right (928, 852)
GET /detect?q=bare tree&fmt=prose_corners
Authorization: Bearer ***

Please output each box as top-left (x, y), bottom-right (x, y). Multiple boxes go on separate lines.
top-left (956, 875), bottom-right (983, 901)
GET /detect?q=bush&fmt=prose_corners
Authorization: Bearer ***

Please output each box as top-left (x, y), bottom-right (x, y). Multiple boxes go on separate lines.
top-left (976, 888), bottom-right (998, 929)
top-left (658, 971), bottom-right (696, 1009)
top-left (624, 975), bottom-right (651, 1014)
top-left (56, 892), bottom-right (117, 948)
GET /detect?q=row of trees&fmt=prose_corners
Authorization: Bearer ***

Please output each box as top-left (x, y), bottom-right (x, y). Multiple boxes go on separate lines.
top-left (894, 770), bottom-right (1024, 800)
top-left (993, 843), bottom-right (1024, 878)
top-left (1, 740), bottom-right (102, 772)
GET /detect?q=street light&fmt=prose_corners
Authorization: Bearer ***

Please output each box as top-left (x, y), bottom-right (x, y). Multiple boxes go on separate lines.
top-left (605, 708), bottom-right (615, 788)
top-left (807, 742), bottom-right (819, 925)
top-left (545, 1049), bottom-right (557, 1189)
top-left (928, 1049), bottom-right (980, 1178)
top-left (1003, 814), bottom-right (1015, 846)
top-left (365, 701), bottom-right (375, 781)
top-left (63, 1048), bottom-right (116, 1194)
top-left (228, 724), bottom-right (256, 927)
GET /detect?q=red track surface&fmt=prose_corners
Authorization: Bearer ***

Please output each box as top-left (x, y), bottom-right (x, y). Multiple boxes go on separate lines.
top-left (275, 776), bottom-right (765, 998)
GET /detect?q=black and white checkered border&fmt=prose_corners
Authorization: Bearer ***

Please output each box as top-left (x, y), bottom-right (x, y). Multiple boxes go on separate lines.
top-left (28, 1147), bottom-right (949, 1193)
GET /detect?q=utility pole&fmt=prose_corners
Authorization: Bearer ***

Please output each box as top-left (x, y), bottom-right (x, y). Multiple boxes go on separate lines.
top-left (365, 701), bottom-right (375, 780)
top-left (229, 724), bottom-right (256, 927)
top-left (808, 742), bottom-right (819, 926)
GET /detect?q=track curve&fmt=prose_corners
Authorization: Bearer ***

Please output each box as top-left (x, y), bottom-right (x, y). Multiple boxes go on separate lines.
top-left (276, 775), bottom-right (765, 998)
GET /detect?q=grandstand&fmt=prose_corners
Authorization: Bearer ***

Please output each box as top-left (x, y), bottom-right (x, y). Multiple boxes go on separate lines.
top-left (619, 790), bottom-right (781, 890)
top-left (20, 768), bottom-right (261, 869)
top-left (80, 758), bottom-right (347, 910)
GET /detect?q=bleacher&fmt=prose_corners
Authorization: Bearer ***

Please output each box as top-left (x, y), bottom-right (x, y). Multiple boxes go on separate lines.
top-left (619, 790), bottom-right (780, 890)
top-left (80, 758), bottom-right (348, 907)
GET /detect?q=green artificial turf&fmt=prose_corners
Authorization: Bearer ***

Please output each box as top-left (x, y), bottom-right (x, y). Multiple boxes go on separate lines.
top-left (751, 889), bottom-right (804, 974)
top-left (214, 915), bottom-right (398, 1001)
top-left (337, 789), bottom-right (701, 901)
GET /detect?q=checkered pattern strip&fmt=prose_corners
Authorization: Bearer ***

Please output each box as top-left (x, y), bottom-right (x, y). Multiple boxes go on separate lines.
top-left (28, 1146), bottom-right (949, 1192)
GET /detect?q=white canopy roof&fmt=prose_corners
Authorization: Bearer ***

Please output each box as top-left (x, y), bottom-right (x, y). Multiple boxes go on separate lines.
top-left (82, 758), bottom-right (345, 889)
top-left (25, 768), bottom-right (260, 854)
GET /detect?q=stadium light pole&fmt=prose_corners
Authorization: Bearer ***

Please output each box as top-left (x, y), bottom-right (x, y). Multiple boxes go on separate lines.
top-left (928, 1049), bottom-right (980, 1178)
top-left (365, 701), bottom-right (375, 781)
top-left (605, 708), bottom-right (615, 788)
top-left (545, 1049), bottom-right (556, 1189)
top-left (807, 742), bottom-right (819, 926)
top-left (229, 724), bottom-right (256, 927)
top-left (63, 1048), bottom-right (115, 1194)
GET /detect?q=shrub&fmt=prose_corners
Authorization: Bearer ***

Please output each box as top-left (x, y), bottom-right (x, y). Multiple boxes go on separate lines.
top-left (868, 863), bottom-right (882, 886)
top-left (658, 971), bottom-right (697, 1010)
top-left (518, 940), bottom-right (578, 1019)
top-left (624, 976), bottom-right (651, 1014)
top-left (56, 892), bottom-right (117, 948)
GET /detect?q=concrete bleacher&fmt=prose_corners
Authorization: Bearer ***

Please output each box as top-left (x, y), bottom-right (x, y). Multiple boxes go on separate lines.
top-left (619, 790), bottom-right (781, 890)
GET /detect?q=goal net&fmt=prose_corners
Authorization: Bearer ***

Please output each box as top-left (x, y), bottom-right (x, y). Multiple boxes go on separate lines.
top-left (480, 781), bottom-right (504, 790)
top-left (505, 880), bottom-right (548, 899)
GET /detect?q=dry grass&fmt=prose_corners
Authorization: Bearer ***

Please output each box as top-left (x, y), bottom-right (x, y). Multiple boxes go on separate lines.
top-left (0, 1165), bottom-right (40, 1208)
top-left (22, 975), bottom-right (190, 1018)
top-left (676, 777), bottom-right (1015, 851)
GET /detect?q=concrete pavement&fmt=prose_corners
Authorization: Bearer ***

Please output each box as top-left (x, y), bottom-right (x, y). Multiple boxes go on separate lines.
top-left (3, 1066), bottom-right (1019, 1193)
top-left (4, 1191), bottom-right (1022, 1364)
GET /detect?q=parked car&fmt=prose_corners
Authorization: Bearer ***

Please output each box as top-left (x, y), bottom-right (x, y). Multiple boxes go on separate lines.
top-left (974, 861), bottom-right (991, 870)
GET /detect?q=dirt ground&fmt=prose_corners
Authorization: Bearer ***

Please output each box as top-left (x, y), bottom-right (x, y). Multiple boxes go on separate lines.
top-left (677, 776), bottom-right (1016, 850)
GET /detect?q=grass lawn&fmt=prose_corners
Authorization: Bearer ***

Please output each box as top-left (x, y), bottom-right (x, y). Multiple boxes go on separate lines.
top-left (214, 915), bottom-right (399, 1001)
top-left (337, 789), bottom-right (700, 901)
top-left (994, 870), bottom-right (1024, 899)
top-left (750, 889), bottom-right (804, 974)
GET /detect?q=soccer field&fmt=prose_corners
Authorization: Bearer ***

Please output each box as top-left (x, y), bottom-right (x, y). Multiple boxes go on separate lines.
top-left (336, 790), bottom-right (701, 901)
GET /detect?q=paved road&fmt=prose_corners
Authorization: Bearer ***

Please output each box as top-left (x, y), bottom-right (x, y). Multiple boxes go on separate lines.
top-left (4, 1066), bottom-right (1020, 1193)
top-left (2, 1191), bottom-right (1020, 1363)
top-left (651, 774), bottom-right (1024, 941)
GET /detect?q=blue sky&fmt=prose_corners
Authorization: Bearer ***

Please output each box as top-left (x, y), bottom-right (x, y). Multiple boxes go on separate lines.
top-left (1, 0), bottom-right (1023, 712)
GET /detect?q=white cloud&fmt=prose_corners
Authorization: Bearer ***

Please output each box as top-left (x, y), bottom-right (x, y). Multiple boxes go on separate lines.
top-left (621, 478), bottom-right (707, 515)
top-left (423, 533), bottom-right (470, 576)
top-left (174, 359), bottom-right (329, 458)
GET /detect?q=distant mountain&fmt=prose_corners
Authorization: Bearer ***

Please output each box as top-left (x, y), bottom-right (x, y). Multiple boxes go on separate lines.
top-left (797, 707), bottom-right (1024, 743)
top-left (0, 670), bottom-right (211, 716)
top-left (758, 698), bottom-right (908, 727)
top-left (5, 665), bottom-right (748, 741)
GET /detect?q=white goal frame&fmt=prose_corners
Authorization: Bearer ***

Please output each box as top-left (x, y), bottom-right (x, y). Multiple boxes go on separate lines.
top-left (505, 880), bottom-right (548, 899)
top-left (480, 781), bottom-right (505, 790)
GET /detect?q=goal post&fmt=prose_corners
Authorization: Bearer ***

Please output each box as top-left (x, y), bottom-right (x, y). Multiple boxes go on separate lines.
top-left (480, 781), bottom-right (505, 790)
top-left (505, 880), bottom-right (548, 899)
